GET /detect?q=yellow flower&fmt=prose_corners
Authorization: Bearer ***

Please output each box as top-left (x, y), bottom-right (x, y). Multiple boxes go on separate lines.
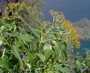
top-left (28, 6), bottom-right (38, 15)
top-left (49, 10), bottom-right (80, 48)
top-left (4, 2), bottom-right (25, 20)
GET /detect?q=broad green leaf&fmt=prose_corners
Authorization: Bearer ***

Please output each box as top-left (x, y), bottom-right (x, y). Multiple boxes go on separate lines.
top-left (12, 39), bottom-right (24, 70)
top-left (12, 45), bottom-right (24, 70)
top-left (63, 50), bottom-right (68, 61)
top-left (51, 41), bottom-right (60, 61)
top-left (52, 41), bottom-right (59, 49)
top-left (17, 34), bottom-right (34, 42)
top-left (43, 44), bottom-right (52, 61)
top-left (0, 17), bottom-right (6, 23)
top-left (31, 28), bottom-right (40, 39)
top-left (3, 32), bottom-right (12, 36)
top-left (19, 40), bottom-right (25, 51)
top-left (31, 17), bottom-right (40, 26)
top-left (25, 62), bottom-right (31, 69)
top-left (54, 71), bottom-right (59, 73)
top-left (36, 53), bottom-right (45, 62)
top-left (0, 58), bottom-right (10, 68)
top-left (25, 48), bottom-right (34, 62)
top-left (43, 43), bottom-right (52, 50)
top-left (49, 33), bottom-right (56, 39)
top-left (44, 49), bottom-right (51, 61)
top-left (76, 61), bottom-right (81, 66)
top-left (0, 58), bottom-right (13, 73)
top-left (28, 53), bottom-right (34, 62)
top-left (55, 65), bottom-right (69, 73)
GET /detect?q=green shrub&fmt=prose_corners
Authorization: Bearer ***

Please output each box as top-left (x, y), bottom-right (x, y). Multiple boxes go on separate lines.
top-left (1, 2), bottom-right (89, 73)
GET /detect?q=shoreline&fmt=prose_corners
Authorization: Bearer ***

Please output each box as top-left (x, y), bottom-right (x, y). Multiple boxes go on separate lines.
top-left (79, 39), bottom-right (90, 41)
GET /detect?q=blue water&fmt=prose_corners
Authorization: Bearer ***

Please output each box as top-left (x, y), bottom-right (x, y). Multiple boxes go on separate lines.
top-left (43, 0), bottom-right (90, 22)
top-left (43, 0), bottom-right (90, 54)
top-left (77, 41), bottom-right (90, 55)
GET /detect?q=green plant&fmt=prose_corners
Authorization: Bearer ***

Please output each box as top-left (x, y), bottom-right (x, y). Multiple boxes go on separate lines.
top-left (0, 2), bottom-right (82, 73)
top-left (72, 49), bottom-right (90, 73)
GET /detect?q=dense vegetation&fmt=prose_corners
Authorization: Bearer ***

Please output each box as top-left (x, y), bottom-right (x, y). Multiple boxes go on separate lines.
top-left (0, 0), bottom-right (44, 29)
top-left (0, 1), bottom-right (90, 73)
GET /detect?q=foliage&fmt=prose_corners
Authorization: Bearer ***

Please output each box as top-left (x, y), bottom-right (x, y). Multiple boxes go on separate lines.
top-left (71, 50), bottom-right (90, 73)
top-left (3, 2), bottom-right (24, 20)
top-left (0, 1), bottom-right (89, 73)
top-left (49, 10), bottom-right (80, 48)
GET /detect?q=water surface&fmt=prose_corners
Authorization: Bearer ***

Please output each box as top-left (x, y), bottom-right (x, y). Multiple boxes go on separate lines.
top-left (43, 0), bottom-right (90, 22)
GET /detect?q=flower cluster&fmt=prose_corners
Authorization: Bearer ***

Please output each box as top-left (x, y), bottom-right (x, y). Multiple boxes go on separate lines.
top-left (50, 10), bottom-right (65, 24)
top-left (27, 6), bottom-right (38, 15)
top-left (49, 10), bottom-right (80, 48)
top-left (62, 20), bottom-right (80, 48)
top-left (3, 2), bottom-right (38, 20)
top-left (4, 2), bottom-right (25, 20)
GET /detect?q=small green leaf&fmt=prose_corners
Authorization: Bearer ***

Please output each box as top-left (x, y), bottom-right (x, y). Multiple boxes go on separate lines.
top-left (36, 53), bottom-right (45, 62)
top-left (17, 34), bottom-right (34, 42)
